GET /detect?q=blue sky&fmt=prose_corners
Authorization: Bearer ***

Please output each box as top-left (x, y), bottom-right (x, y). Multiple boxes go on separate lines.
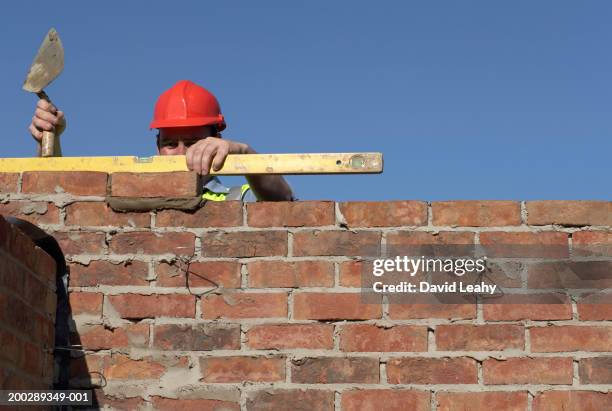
top-left (2, 1), bottom-right (610, 201)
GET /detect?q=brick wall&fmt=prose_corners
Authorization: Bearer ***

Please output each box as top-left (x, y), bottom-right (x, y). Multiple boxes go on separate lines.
top-left (0, 214), bottom-right (57, 389)
top-left (0, 170), bottom-right (610, 410)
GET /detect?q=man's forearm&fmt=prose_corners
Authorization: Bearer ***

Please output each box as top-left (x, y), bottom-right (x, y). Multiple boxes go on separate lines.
top-left (241, 145), bottom-right (294, 201)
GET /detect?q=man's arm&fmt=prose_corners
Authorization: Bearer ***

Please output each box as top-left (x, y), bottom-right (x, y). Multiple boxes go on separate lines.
top-left (186, 137), bottom-right (294, 201)
top-left (29, 99), bottom-right (66, 156)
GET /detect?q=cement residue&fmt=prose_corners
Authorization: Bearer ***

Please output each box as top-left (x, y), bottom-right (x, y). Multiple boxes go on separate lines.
top-left (107, 196), bottom-right (204, 212)
top-left (20, 202), bottom-right (48, 215)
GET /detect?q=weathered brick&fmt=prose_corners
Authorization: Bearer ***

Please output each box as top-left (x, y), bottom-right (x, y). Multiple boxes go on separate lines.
top-left (103, 354), bottom-right (187, 380)
top-left (527, 200), bottom-right (611, 226)
top-left (293, 292), bottom-right (381, 320)
top-left (156, 201), bottom-right (242, 228)
top-left (293, 230), bottom-right (380, 256)
top-left (527, 261), bottom-right (612, 289)
top-left (65, 202), bottom-right (150, 227)
top-left (386, 231), bottom-right (476, 250)
top-left (533, 391), bottom-right (612, 411)
top-left (156, 260), bottom-right (241, 288)
top-left (483, 357), bottom-right (573, 384)
top-left (202, 292), bottom-right (287, 319)
top-left (75, 324), bottom-right (149, 350)
top-left (246, 324), bottom-right (334, 350)
top-left (579, 357), bottom-right (612, 384)
top-left (108, 294), bottom-right (195, 319)
top-left (437, 392), bottom-right (528, 411)
top-left (247, 201), bottom-right (335, 227)
top-left (247, 260), bottom-right (334, 288)
top-left (483, 294), bottom-right (572, 321)
top-left (339, 201), bottom-right (427, 227)
top-left (69, 260), bottom-right (149, 286)
top-left (387, 357), bottom-right (477, 384)
top-left (110, 172), bottom-right (200, 197)
top-left (69, 292), bottom-right (103, 316)
top-left (388, 303), bottom-right (477, 320)
top-left (342, 389), bottom-right (430, 411)
top-left (22, 171), bottom-right (108, 196)
top-left (151, 397), bottom-right (240, 411)
top-left (53, 231), bottom-right (106, 255)
top-left (339, 324), bottom-right (427, 352)
top-left (531, 326), bottom-right (612, 352)
top-left (432, 201), bottom-right (521, 227)
top-left (339, 260), bottom-right (370, 287)
top-left (0, 201), bottom-right (60, 225)
top-left (291, 357), bottom-right (379, 383)
top-left (479, 231), bottom-right (568, 257)
top-left (200, 356), bottom-right (285, 383)
top-left (110, 231), bottom-right (195, 255)
top-left (201, 231), bottom-right (287, 257)
top-left (247, 389), bottom-right (334, 411)
top-left (572, 230), bottom-right (612, 256)
top-left (94, 394), bottom-right (148, 411)
top-left (0, 173), bottom-right (19, 192)
top-left (436, 324), bottom-right (524, 351)
top-left (153, 323), bottom-right (240, 350)
top-left (577, 293), bottom-right (612, 320)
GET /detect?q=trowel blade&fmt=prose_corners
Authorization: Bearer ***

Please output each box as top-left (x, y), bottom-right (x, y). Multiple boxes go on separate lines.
top-left (23, 28), bottom-right (64, 93)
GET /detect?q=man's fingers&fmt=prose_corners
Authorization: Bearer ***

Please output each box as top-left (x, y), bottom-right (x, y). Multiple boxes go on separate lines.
top-left (35, 108), bottom-right (59, 126)
top-left (29, 124), bottom-right (43, 141)
top-left (211, 146), bottom-right (229, 171)
top-left (199, 145), bottom-right (217, 176)
top-left (32, 116), bottom-right (54, 131)
top-left (36, 99), bottom-right (57, 113)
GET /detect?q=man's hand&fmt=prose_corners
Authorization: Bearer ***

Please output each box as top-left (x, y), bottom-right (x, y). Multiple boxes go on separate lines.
top-left (185, 136), bottom-right (250, 175)
top-left (29, 99), bottom-right (66, 144)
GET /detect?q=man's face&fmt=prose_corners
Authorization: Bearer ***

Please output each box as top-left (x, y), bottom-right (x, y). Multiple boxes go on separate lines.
top-left (157, 126), bottom-right (216, 155)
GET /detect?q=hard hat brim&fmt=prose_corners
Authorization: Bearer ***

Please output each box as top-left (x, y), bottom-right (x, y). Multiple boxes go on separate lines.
top-left (150, 116), bottom-right (226, 130)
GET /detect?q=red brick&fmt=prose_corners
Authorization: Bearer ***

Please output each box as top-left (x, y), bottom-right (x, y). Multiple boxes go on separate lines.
top-left (387, 357), bottom-right (477, 384)
top-left (293, 230), bottom-right (380, 256)
top-left (247, 260), bottom-right (334, 288)
top-left (0, 173), bottom-right (19, 192)
top-left (202, 292), bottom-right (287, 319)
top-left (156, 260), bottom-right (241, 288)
top-left (479, 231), bottom-right (569, 257)
top-left (293, 292), bottom-right (381, 320)
top-left (65, 202), bottom-right (150, 227)
top-left (291, 357), bottom-right (379, 383)
top-left (110, 172), bottom-right (200, 197)
top-left (483, 357), bottom-right (573, 384)
top-left (247, 389), bottom-right (334, 411)
top-left (342, 389), bottom-right (430, 411)
top-left (437, 392), bottom-right (528, 411)
top-left (53, 231), bottom-right (106, 255)
top-left (69, 260), bottom-right (149, 286)
top-left (153, 323), bottom-right (240, 350)
top-left (527, 200), bottom-right (611, 226)
top-left (246, 324), bottom-right (334, 350)
top-left (339, 201), bottom-right (427, 227)
top-left (104, 354), bottom-right (187, 380)
top-left (533, 391), bottom-right (612, 411)
top-left (432, 201), bottom-right (521, 226)
top-left (201, 231), bottom-right (287, 257)
top-left (572, 230), bottom-right (612, 256)
top-left (156, 201), bottom-right (242, 227)
top-left (247, 201), bottom-right (335, 227)
top-left (0, 201), bottom-right (60, 225)
top-left (579, 357), bottom-right (612, 384)
top-left (110, 231), bottom-right (195, 255)
top-left (531, 326), bottom-right (612, 352)
top-left (577, 293), bottom-right (612, 320)
top-left (76, 324), bottom-right (149, 350)
top-left (151, 397), bottom-right (240, 411)
top-left (22, 171), bottom-right (108, 196)
top-left (200, 356), bottom-right (285, 383)
top-left (94, 393), bottom-right (147, 411)
top-left (527, 261), bottom-right (612, 289)
top-left (388, 303), bottom-right (476, 320)
top-left (108, 294), bottom-right (195, 319)
top-left (387, 231), bottom-right (475, 247)
top-left (436, 324), bottom-right (524, 351)
top-left (69, 292), bottom-right (103, 316)
top-left (339, 324), bottom-right (427, 352)
top-left (339, 260), bottom-right (370, 287)
top-left (483, 293), bottom-right (572, 321)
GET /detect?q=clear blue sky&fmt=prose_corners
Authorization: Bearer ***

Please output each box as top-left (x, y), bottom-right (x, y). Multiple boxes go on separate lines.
top-left (2, 1), bottom-right (610, 201)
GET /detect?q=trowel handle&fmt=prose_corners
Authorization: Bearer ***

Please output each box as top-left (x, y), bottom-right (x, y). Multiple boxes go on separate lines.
top-left (36, 91), bottom-right (56, 157)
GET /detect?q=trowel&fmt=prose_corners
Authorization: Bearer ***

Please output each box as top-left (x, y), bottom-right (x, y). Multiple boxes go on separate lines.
top-left (23, 28), bottom-right (64, 157)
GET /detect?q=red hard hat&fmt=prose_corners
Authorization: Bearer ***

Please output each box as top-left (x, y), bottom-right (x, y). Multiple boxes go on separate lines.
top-left (150, 80), bottom-right (226, 131)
